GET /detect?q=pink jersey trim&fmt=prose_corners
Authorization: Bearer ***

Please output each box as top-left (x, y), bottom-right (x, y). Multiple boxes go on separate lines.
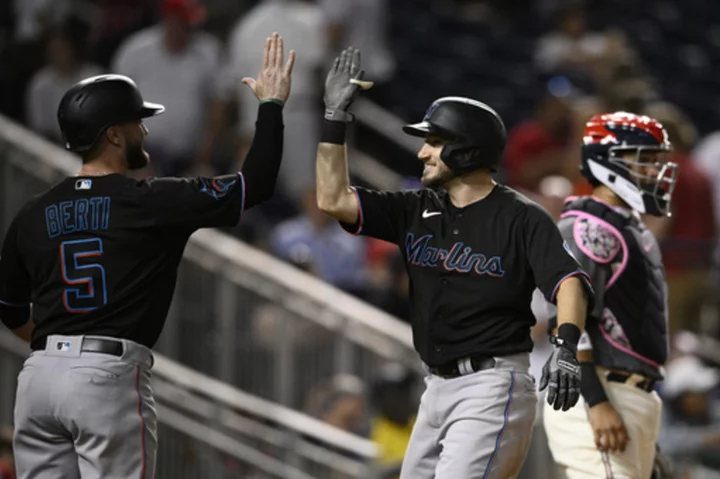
top-left (598, 324), bottom-right (661, 368)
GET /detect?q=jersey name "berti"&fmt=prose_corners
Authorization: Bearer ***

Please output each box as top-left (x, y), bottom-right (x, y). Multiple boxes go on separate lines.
top-left (405, 233), bottom-right (505, 276)
top-left (45, 197), bottom-right (111, 239)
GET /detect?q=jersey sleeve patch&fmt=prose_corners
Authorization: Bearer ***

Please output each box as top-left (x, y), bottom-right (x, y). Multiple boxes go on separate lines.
top-left (573, 214), bottom-right (621, 264)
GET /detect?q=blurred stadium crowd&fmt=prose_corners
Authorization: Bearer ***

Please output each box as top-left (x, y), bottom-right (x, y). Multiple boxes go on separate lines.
top-left (1, 0), bottom-right (720, 477)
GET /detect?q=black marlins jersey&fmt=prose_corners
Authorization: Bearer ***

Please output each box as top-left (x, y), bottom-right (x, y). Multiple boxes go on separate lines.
top-left (340, 184), bottom-right (592, 366)
top-left (0, 173), bottom-right (246, 350)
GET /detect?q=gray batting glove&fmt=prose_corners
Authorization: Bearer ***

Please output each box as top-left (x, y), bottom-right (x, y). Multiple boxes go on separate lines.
top-left (539, 336), bottom-right (581, 411)
top-left (324, 47), bottom-right (373, 123)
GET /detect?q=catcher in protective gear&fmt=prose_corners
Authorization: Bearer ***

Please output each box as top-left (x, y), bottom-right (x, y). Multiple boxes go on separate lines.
top-left (543, 112), bottom-right (674, 479)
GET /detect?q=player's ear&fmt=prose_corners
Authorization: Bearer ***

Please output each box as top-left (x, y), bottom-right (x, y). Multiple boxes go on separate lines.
top-left (105, 125), bottom-right (123, 148)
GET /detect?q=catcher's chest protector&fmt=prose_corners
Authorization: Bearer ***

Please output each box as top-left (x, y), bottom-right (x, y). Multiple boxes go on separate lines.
top-left (561, 197), bottom-right (669, 379)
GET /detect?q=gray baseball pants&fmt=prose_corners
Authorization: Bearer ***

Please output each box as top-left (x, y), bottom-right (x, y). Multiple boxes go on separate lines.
top-left (400, 353), bottom-right (538, 479)
top-left (13, 335), bottom-right (157, 479)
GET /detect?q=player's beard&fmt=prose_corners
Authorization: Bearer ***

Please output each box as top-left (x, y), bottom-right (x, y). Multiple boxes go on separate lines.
top-left (421, 162), bottom-right (455, 189)
top-left (125, 138), bottom-right (150, 171)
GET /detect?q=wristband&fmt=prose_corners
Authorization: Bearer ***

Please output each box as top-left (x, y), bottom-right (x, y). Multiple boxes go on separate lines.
top-left (321, 120), bottom-right (347, 145)
top-left (580, 362), bottom-right (609, 407)
top-left (558, 323), bottom-right (581, 347)
top-left (260, 98), bottom-right (284, 107)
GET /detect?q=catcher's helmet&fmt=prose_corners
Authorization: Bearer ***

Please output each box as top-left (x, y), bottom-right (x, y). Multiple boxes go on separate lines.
top-left (581, 112), bottom-right (676, 217)
top-left (57, 74), bottom-right (164, 152)
top-left (403, 97), bottom-right (507, 174)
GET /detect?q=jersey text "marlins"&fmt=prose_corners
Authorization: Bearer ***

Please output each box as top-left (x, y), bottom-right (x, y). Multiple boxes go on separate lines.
top-left (405, 233), bottom-right (505, 276)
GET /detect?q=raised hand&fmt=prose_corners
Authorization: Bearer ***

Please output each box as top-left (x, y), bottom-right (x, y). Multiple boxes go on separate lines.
top-left (324, 47), bottom-right (373, 122)
top-left (242, 32), bottom-right (296, 105)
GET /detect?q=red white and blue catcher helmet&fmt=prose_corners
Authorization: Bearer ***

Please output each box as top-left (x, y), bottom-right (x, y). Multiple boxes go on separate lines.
top-left (581, 112), bottom-right (677, 217)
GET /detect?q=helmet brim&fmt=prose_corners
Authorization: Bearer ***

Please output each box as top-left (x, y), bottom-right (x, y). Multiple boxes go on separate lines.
top-left (402, 121), bottom-right (435, 137)
top-left (403, 121), bottom-right (460, 143)
top-left (141, 101), bottom-right (165, 118)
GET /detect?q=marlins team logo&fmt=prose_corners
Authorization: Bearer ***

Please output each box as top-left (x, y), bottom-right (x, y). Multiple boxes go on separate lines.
top-left (199, 177), bottom-right (236, 200)
top-left (405, 233), bottom-right (505, 277)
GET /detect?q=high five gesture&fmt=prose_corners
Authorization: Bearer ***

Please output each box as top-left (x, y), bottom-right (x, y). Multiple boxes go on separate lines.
top-left (242, 32), bottom-right (296, 105)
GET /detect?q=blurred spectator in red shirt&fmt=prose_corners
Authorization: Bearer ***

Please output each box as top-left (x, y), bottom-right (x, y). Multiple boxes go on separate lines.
top-left (693, 132), bottom-right (720, 231)
top-left (502, 89), bottom-right (572, 193)
top-left (643, 102), bottom-right (716, 336)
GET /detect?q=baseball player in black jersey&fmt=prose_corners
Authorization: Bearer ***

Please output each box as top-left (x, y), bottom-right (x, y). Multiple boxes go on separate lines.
top-left (543, 112), bottom-right (677, 478)
top-left (316, 48), bottom-right (593, 478)
top-left (0, 33), bottom-right (295, 479)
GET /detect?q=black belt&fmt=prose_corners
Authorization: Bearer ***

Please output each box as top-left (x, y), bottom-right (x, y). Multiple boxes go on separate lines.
top-left (428, 354), bottom-right (496, 379)
top-left (606, 371), bottom-right (656, 392)
top-left (40, 337), bottom-right (124, 357)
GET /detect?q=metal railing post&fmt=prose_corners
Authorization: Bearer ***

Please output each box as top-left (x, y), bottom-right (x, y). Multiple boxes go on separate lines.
top-left (217, 276), bottom-right (237, 384)
top-left (335, 316), bottom-right (354, 375)
top-left (275, 302), bottom-right (294, 407)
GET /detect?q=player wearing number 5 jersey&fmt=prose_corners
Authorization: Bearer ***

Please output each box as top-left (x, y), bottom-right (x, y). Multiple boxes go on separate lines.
top-left (0, 33), bottom-right (295, 479)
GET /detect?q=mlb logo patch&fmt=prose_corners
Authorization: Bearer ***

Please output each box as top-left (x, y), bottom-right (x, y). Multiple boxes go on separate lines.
top-left (75, 179), bottom-right (92, 191)
top-left (56, 341), bottom-right (71, 352)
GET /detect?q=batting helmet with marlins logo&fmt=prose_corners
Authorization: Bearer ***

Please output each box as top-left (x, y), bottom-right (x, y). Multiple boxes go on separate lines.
top-left (402, 97), bottom-right (507, 174)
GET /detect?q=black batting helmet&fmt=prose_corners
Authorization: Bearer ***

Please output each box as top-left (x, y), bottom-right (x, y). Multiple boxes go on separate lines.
top-left (57, 74), bottom-right (164, 152)
top-left (403, 97), bottom-right (507, 174)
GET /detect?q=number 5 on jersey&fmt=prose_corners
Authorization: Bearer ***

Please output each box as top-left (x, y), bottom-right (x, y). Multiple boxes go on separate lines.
top-left (60, 238), bottom-right (107, 313)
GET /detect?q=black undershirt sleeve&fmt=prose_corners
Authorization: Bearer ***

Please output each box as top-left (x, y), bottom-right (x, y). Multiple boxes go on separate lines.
top-left (241, 102), bottom-right (285, 209)
top-left (580, 362), bottom-right (609, 407)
